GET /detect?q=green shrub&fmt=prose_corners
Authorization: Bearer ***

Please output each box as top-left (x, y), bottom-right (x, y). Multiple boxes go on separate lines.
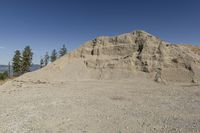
top-left (0, 71), bottom-right (8, 80)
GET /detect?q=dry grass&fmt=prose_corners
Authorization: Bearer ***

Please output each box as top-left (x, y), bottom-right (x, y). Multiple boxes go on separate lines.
top-left (0, 77), bottom-right (16, 85)
top-left (0, 80), bottom-right (7, 85)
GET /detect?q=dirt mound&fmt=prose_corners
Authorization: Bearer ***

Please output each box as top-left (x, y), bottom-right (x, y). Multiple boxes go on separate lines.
top-left (17, 30), bottom-right (200, 83)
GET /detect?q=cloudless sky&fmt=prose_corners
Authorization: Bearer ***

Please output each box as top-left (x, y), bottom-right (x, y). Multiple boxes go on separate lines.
top-left (0, 0), bottom-right (199, 65)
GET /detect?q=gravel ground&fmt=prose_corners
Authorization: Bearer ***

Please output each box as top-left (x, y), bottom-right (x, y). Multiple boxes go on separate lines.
top-left (0, 79), bottom-right (200, 133)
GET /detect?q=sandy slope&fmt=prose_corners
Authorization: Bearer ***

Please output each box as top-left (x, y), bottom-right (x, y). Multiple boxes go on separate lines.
top-left (0, 78), bottom-right (200, 133)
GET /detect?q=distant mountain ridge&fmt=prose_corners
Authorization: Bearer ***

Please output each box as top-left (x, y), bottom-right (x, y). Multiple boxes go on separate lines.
top-left (0, 64), bottom-right (40, 73)
top-left (0, 65), bottom-right (8, 72)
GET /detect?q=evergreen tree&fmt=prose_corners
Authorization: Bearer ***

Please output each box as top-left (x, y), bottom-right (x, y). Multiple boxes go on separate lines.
top-left (59, 44), bottom-right (67, 57)
top-left (51, 49), bottom-right (57, 62)
top-left (40, 57), bottom-right (44, 68)
top-left (21, 46), bottom-right (33, 74)
top-left (44, 52), bottom-right (49, 66)
top-left (12, 50), bottom-right (22, 76)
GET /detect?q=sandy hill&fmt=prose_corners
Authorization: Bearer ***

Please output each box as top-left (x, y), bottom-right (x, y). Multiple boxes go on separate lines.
top-left (17, 30), bottom-right (200, 83)
top-left (1, 30), bottom-right (200, 133)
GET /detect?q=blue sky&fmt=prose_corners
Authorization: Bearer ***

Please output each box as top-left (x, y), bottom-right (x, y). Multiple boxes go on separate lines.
top-left (0, 0), bottom-right (199, 65)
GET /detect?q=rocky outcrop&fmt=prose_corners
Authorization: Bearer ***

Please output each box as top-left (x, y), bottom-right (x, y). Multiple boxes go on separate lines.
top-left (70, 30), bottom-right (200, 83)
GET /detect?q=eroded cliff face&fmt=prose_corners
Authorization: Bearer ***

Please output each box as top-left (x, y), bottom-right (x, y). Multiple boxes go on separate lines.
top-left (72, 30), bottom-right (200, 83)
top-left (16, 30), bottom-right (200, 83)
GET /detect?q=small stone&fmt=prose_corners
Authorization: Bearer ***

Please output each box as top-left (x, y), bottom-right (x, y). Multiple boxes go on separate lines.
top-left (192, 79), bottom-right (198, 83)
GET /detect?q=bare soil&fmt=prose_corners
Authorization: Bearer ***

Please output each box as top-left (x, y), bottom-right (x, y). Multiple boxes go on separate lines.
top-left (0, 79), bottom-right (200, 133)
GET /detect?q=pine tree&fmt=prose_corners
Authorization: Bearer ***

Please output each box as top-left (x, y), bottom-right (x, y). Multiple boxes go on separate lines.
top-left (12, 50), bottom-right (22, 76)
top-left (59, 44), bottom-right (67, 57)
top-left (51, 49), bottom-right (57, 62)
top-left (40, 58), bottom-right (44, 68)
top-left (21, 46), bottom-right (33, 74)
top-left (44, 52), bottom-right (49, 66)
